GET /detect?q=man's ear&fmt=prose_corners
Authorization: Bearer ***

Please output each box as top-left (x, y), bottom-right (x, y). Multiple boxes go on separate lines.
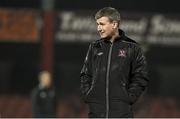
top-left (112, 21), bottom-right (118, 29)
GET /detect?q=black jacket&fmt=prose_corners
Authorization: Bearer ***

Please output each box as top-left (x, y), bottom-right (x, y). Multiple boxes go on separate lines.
top-left (31, 86), bottom-right (56, 118)
top-left (80, 29), bottom-right (148, 108)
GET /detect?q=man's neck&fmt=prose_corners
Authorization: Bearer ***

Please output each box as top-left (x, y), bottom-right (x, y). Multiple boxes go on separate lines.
top-left (110, 30), bottom-right (120, 43)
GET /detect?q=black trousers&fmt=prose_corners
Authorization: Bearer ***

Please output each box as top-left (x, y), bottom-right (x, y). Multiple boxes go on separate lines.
top-left (88, 101), bottom-right (133, 118)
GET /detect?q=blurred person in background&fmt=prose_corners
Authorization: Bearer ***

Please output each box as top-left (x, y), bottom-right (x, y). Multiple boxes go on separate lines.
top-left (31, 70), bottom-right (57, 118)
top-left (80, 7), bottom-right (149, 118)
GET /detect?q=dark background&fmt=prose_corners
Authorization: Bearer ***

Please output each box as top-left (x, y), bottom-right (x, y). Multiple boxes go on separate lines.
top-left (1, 0), bottom-right (180, 13)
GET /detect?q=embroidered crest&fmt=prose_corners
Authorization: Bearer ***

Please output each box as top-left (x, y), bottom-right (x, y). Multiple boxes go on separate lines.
top-left (118, 49), bottom-right (126, 57)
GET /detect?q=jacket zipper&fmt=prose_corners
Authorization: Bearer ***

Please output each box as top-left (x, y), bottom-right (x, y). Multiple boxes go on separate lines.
top-left (105, 43), bottom-right (113, 118)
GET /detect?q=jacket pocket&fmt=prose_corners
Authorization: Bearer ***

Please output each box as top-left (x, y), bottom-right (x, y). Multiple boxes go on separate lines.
top-left (120, 80), bottom-right (137, 104)
top-left (86, 79), bottom-right (95, 97)
top-left (120, 80), bottom-right (132, 104)
top-left (86, 52), bottom-right (102, 97)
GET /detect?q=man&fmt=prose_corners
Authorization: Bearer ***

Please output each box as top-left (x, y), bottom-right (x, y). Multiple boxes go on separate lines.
top-left (31, 71), bottom-right (57, 118)
top-left (80, 7), bottom-right (148, 118)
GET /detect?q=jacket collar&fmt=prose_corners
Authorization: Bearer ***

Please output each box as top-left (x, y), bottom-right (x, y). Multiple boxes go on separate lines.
top-left (103, 29), bottom-right (125, 43)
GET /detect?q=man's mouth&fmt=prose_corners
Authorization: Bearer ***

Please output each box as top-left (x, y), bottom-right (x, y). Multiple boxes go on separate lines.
top-left (99, 32), bottom-right (104, 35)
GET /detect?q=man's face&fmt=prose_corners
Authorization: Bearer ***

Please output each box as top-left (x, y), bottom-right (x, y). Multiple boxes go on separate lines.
top-left (96, 16), bottom-right (117, 39)
top-left (39, 72), bottom-right (51, 88)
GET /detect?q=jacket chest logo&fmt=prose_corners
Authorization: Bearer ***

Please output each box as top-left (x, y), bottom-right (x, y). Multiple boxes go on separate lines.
top-left (97, 52), bottom-right (103, 56)
top-left (118, 49), bottom-right (126, 57)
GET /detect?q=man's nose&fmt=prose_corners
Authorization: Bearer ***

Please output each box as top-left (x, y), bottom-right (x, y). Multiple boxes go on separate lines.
top-left (97, 25), bottom-right (102, 32)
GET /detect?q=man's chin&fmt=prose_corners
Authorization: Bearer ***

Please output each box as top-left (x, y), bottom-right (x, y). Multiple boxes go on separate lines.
top-left (100, 36), bottom-right (111, 40)
top-left (100, 35), bottom-right (107, 39)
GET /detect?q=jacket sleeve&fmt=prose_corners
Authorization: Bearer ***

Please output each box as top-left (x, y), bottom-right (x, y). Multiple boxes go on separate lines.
top-left (31, 88), bottom-right (40, 116)
top-left (80, 43), bottom-right (93, 100)
top-left (128, 44), bottom-right (149, 104)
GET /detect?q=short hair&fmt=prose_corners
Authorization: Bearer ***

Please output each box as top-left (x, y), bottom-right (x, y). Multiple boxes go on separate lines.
top-left (95, 7), bottom-right (121, 24)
